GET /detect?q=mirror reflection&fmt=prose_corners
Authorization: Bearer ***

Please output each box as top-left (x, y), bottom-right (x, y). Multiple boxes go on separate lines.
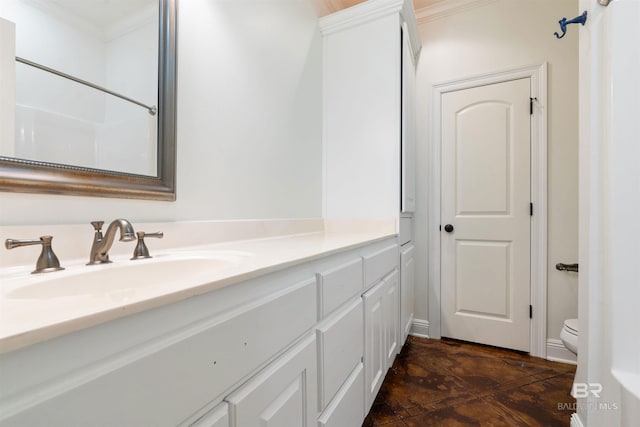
top-left (0, 0), bottom-right (159, 176)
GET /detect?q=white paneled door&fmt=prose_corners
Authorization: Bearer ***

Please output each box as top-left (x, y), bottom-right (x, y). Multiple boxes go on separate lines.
top-left (441, 78), bottom-right (531, 352)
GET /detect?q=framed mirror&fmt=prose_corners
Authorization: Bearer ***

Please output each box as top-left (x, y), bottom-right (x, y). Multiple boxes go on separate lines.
top-left (0, 0), bottom-right (176, 201)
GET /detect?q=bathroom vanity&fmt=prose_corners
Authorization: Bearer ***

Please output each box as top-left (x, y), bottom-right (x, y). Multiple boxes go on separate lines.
top-left (0, 223), bottom-right (407, 427)
top-left (0, 0), bottom-right (421, 424)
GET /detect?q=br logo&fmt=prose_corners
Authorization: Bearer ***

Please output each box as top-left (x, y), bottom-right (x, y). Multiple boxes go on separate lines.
top-left (572, 383), bottom-right (603, 398)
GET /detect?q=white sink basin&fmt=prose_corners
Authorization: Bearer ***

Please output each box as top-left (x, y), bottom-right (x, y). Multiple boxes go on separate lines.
top-left (4, 253), bottom-right (245, 300)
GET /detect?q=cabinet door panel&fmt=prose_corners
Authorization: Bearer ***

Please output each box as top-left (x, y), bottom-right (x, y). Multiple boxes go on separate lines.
top-left (384, 269), bottom-right (400, 365)
top-left (363, 280), bottom-right (386, 412)
top-left (317, 298), bottom-right (363, 410)
top-left (226, 334), bottom-right (317, 427)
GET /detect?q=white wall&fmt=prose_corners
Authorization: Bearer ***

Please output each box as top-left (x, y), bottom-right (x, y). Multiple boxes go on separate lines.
top-left (0, 0), bottom-right (323, 225)
top-left (415, 0), bottom-right (579, 341)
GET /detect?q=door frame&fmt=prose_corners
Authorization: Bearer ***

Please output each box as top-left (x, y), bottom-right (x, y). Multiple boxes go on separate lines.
top-left (428, 63), bottom-right (548, 357)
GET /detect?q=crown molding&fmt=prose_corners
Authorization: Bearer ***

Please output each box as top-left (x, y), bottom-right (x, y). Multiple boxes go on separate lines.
top-left (415, 0), bottom-right (498, 25)
top-left (319, 0), bottom-right (405, 35)
top-left (319, 0), bottom-right (421, 60)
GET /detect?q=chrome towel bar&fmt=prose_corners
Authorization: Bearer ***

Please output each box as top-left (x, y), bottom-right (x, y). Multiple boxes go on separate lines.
top-left (16, 56), bottom-right (157, 116)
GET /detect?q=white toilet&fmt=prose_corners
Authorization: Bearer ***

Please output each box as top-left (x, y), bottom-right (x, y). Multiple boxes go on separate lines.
top-left (560, 318), bottom-right (579, 355)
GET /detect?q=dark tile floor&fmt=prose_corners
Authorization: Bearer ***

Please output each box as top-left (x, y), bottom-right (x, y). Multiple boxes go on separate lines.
top-left (363, 336), bottom-right (577, 427)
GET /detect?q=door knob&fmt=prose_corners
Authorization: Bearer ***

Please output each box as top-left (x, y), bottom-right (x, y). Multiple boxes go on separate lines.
top-left (444, 224), bottom-right (454, 233)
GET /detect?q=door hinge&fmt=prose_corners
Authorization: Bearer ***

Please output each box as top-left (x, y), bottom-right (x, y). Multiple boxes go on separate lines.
top-left (529, 305), bottom-right (533, 319)
top-left (529, 97), bottom-right (537, 115)
top-left (530, 203), bottom-right (533, 216)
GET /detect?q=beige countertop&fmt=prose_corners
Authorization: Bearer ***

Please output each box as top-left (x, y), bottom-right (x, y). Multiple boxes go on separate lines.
top-left (0, 226), bottom-right (395, 354)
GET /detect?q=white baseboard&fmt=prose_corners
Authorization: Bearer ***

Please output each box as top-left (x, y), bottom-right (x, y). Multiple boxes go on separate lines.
top-left (409, 318), bottom-right (429, 338)
top-left (570, 412), bottom-right (584, 427)
top-left (546, 338), bottom-right (577, 365)
top-left (408, 325), bottom-right (576, 366)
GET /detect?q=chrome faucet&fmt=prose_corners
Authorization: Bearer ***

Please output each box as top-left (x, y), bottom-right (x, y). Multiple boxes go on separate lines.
top-left (88, 219), bottom-right (136, 265)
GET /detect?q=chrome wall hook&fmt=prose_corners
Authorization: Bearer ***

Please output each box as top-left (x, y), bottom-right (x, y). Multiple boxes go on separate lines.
top-left (554, 11), bottom-right (588, 39)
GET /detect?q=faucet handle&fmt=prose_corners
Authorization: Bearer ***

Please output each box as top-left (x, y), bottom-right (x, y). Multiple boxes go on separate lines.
top-left (90, 221), bottom-right (104, 231)
top-left (131, 231), bottom-right (163, 260)
top-left (5, 236), bottom-right (65, 274)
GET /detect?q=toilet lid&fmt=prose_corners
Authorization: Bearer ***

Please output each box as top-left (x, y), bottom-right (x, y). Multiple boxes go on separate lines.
top-left (564, 318), bottom-right (579, 334)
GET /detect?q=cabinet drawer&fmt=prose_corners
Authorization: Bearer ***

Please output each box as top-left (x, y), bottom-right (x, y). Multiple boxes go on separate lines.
top-left (317, 363), bottom-right (364, 427)
top-left (316, 298), bottom-right (363, 410)
top-left (362, 244), bottom-right (398, 288)
top-left (317, 257), bottom-right (363, 318)
top-left (1, 278), bottom-right (317, 427)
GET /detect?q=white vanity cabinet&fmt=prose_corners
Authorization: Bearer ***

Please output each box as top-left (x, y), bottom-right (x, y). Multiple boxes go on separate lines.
top-left (0, 237), bottom-right (399, 427)
top-left (0, 274), bottom-right (318, 427)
